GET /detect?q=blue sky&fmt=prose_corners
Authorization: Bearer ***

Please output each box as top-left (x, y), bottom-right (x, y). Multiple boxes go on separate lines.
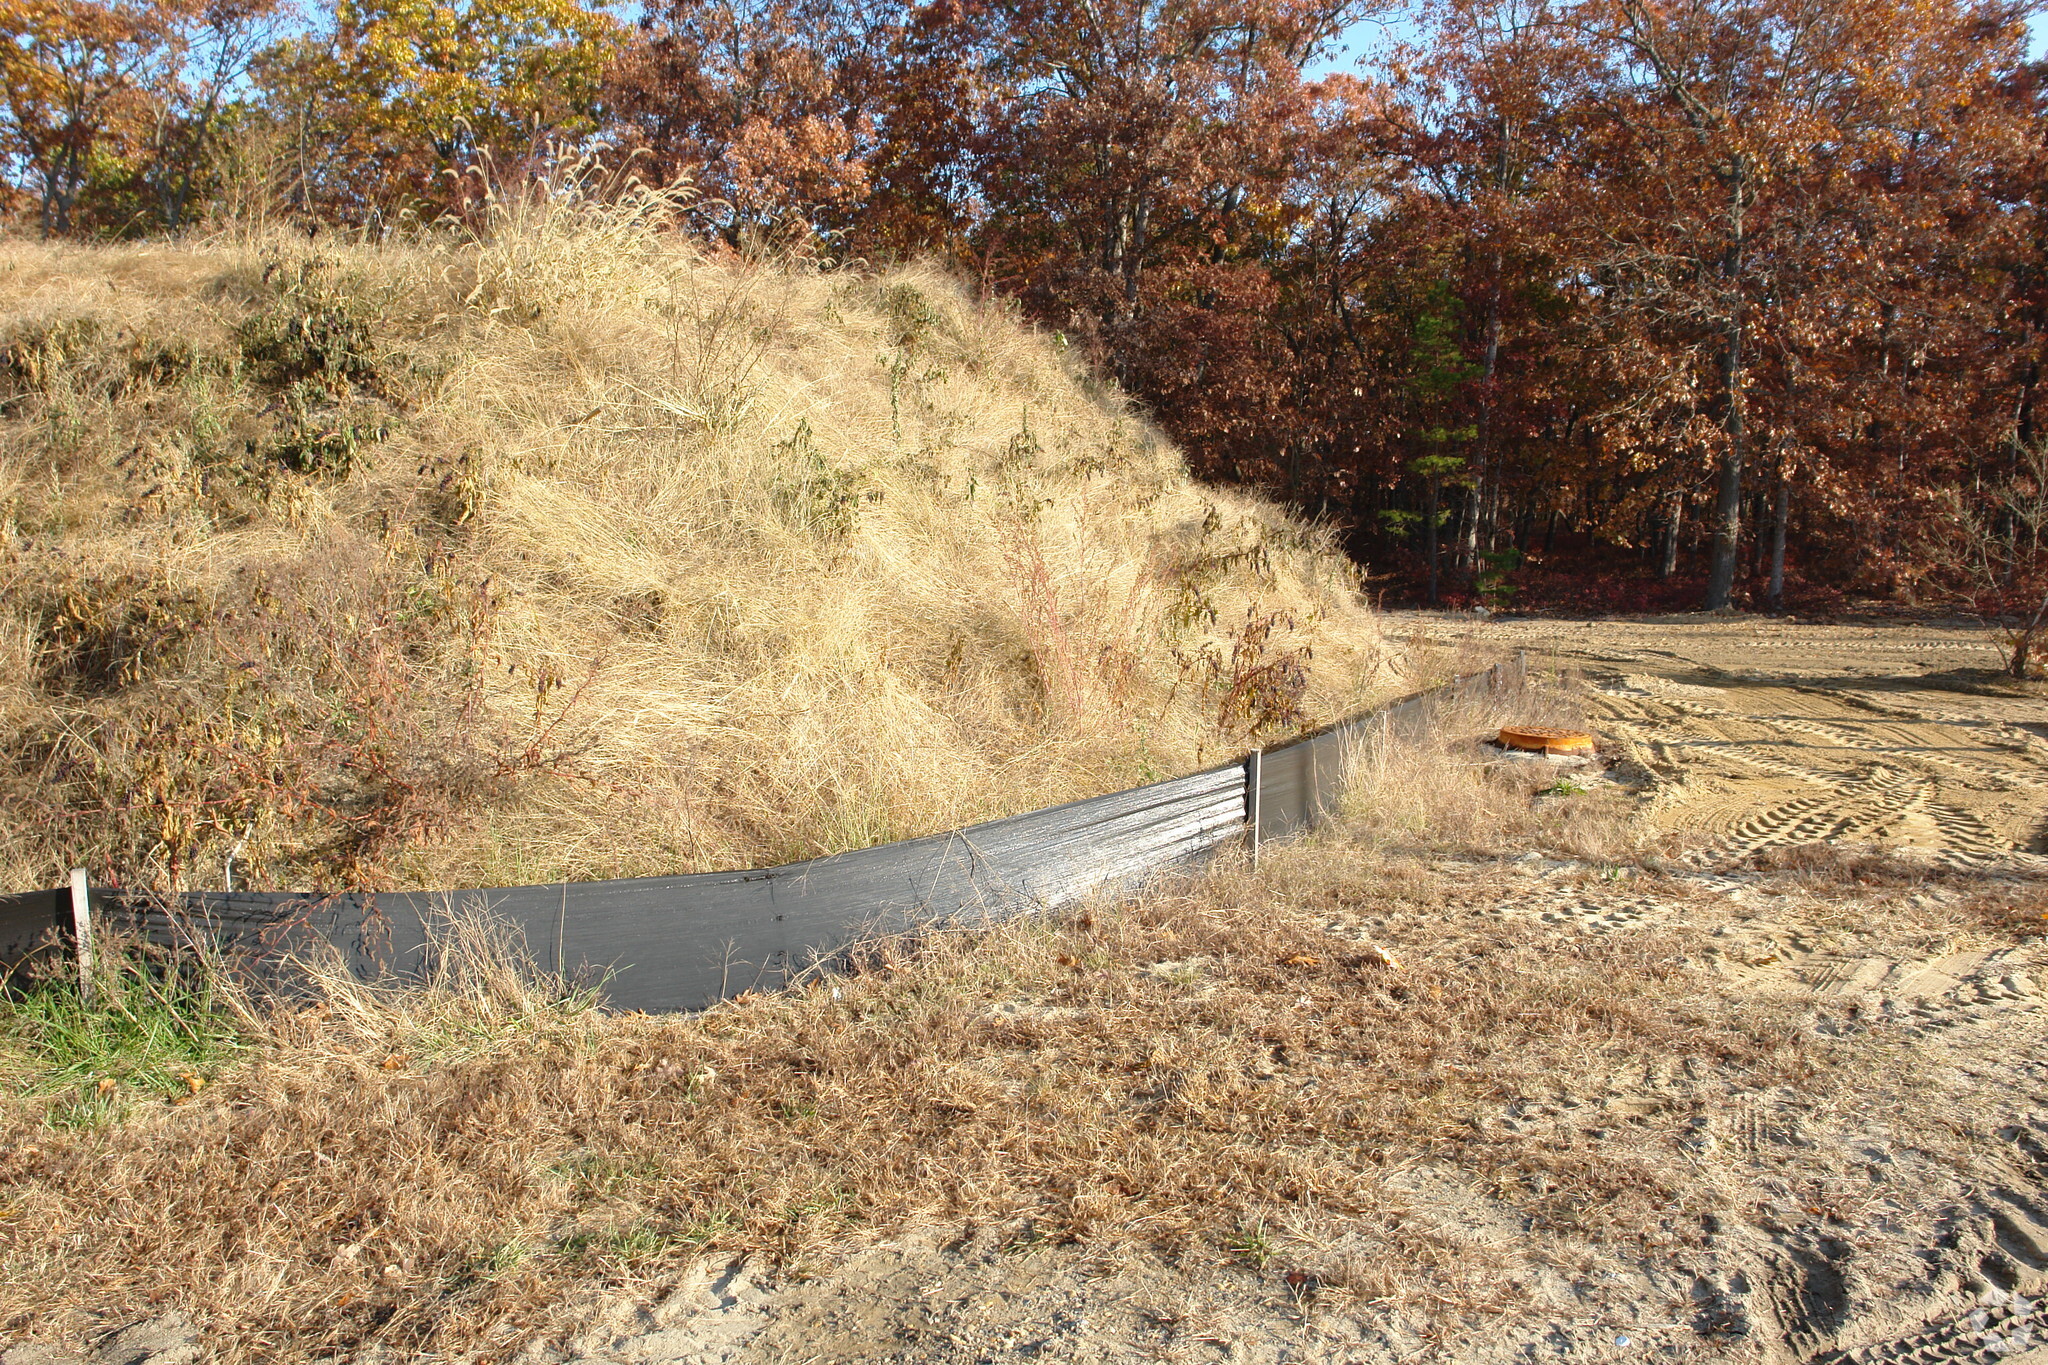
top-left (1311, 4), bottom-right (2048, 79)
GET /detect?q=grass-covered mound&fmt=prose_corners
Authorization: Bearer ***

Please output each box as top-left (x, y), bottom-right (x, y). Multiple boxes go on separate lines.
top-left (0, 192), bottom-right (1393, 894)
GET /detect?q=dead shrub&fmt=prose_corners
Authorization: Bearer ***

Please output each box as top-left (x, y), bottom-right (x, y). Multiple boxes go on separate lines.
top-left (2, 538), bottom-right (604, 891)
top-left (1961, 879), bottom-right (2048, 938)
top-left (1740, 841), bottom-right (1946, 888)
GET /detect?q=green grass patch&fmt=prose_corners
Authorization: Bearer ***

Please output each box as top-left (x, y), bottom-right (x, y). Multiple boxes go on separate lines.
top-left (0, 950), bottom-right (247, 1123)
top-left (1226, 1217), bottom-right (1276, 1269)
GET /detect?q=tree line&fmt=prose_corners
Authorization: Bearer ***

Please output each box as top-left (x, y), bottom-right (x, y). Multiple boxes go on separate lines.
top-left (3, 0), bottom-right (2043, 620)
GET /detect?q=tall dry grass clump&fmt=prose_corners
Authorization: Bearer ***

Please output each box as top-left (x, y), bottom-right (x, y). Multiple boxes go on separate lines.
top-left (1339, 660), bottom-right (1647, 863)
top-left (0, 185), bottom-right (1396, 893)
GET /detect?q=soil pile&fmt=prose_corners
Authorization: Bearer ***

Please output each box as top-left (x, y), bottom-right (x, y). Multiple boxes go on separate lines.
top-left (0, 201), bottom-right (1391, 894)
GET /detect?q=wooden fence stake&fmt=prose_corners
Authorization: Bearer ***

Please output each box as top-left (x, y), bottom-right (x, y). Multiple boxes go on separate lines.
top-left (69, 868), bottom-right (94, 1006)
top-left (1245, 749), bottom-right (1263, 871)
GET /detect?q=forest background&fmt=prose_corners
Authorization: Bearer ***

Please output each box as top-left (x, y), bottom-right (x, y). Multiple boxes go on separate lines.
top-left (5, 0), bottom-right (2048, 623)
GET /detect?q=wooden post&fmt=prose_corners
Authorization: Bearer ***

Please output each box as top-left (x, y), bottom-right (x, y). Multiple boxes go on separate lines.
top-left (1308, 739), bottom-right (1322, 828)
top-left (1245, 749), bottom-right (1263, 871)
top-left (69, 868), bottom-right (93, 1006)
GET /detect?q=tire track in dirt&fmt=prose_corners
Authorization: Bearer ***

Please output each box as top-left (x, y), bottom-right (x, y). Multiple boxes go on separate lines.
top-left (1691, 690), bottom-right (2047, 798)
top-left (1426, 616), bottom-right (2048, 1365)
top-left (1502, 869), bottom-right (2048, 1365)
top-left (1453, 618), bottom-right (2048, 868)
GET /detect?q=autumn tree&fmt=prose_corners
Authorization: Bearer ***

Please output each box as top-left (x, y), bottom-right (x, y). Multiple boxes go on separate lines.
top-left (967, 0), bottom-right (1378, 493)
top-left (974, 0), bottom-right (1349, 296)
top-left (1445, 2), bottom-right (1568, 581)
top-left (1536, 0), bottom-right (2032, 608)
top-left (1360, 0), bottom-right (1583, 586)
top-left (138, 0), bottom-right (291, 229)
top-left (0, 0), bottom-right (298, 235)
top-left (611, 0), bottom-right (886, 244)
top-left (0, 0), bottom-right (167, 234)
top-left (257, 0), bottom-right (622, 220)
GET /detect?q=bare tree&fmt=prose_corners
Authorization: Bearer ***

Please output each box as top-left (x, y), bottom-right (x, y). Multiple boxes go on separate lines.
top-left (1933, 439), bottom-right (2048, 679)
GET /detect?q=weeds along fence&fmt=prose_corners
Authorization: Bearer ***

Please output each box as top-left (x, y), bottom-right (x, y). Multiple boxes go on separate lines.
top-left (0, 655), bottom-right (1527, 1012)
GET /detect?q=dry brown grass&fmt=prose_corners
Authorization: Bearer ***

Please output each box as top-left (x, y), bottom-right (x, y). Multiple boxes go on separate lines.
top-left (0, 181), bottom-right (1392, 895)
top-left (1340, 661), bottom-right (1649, 864)
top-left (0, 682), bottom-right (1839, 1360)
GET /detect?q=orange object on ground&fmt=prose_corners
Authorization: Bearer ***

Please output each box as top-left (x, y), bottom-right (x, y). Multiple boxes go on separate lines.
top-left (1497, 725), bottom-right (1596, 755)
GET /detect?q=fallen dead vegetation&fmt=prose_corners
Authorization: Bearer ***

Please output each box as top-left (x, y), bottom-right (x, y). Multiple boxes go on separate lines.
top-left (0, 682), bottom-right (1849, 1361)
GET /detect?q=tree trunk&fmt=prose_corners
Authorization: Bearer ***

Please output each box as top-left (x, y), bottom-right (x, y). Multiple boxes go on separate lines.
top-left (1660, 494), bottom-right (1683, 579)
top-left (2017, 357), bottom-right (2039, 449)
top-left (1123, 195), bottom-right (1148, 312)
top-left (1704, 172), bottom-right (1748, 611)
top-left (1704, 312), bottom-right (1746, 609)
top-left (2012, 584), bottom-right (2048, 679)
top-left (1767, 477), bottom-right (1788, 613)
top-left (1459, 483), bottom-right (1479, 575)
top-left (1425, 477), bottom-right (1441, 606)
top-left (1704, 442), bottom-right (1744, 609)
top-left (1484, 472), bottom-right (1501, 556)
top-left (1465, 279), bottom-right (1503, 576)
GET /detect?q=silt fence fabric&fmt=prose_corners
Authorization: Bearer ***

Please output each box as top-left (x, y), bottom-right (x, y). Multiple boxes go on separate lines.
top-left (0, 654), bottom-right (1524, 1013)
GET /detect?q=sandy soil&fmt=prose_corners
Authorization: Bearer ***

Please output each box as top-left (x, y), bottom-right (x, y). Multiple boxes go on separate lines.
top-left (487, 911), bottom-right (2048, 1365)
top-left (13, 618), bottom-right (2048, 1365)
top-left (1475, 615), bottom-right (2048, 868)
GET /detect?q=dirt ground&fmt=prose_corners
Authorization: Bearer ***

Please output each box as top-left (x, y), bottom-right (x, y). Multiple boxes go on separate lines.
top-left (10, 617), bottom-right (2048, 1365)
top-left (1484, 614), bottom-right (2048, 868)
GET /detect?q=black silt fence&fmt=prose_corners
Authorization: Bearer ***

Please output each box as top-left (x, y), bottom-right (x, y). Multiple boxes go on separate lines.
top-left (0, 654), bottom-right (1526, 1013)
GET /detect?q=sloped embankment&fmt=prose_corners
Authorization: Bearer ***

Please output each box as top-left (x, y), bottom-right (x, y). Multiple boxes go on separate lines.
top-left (0, 206), bottom-right (1393, 893)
